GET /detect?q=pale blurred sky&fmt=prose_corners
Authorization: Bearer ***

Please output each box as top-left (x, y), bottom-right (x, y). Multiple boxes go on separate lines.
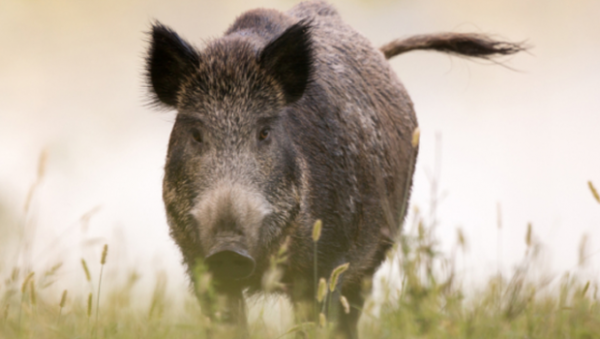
top-left (1, 0), bottom-right (599, 299)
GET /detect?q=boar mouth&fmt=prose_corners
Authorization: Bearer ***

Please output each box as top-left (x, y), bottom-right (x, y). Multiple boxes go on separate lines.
top-left (205, 244), bottom-right (256, 281)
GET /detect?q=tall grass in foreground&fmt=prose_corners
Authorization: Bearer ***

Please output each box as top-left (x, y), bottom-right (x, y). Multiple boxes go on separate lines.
top-left (0, 152), bottom-right (599, 338)
top-left (1, 207), bottom-right (599, 338)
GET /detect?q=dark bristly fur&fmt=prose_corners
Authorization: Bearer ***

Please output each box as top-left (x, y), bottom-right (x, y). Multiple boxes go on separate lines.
top-left (144, 2), bottom-right (525, 338)
top-left (380, 32), bottom-right (527, 60)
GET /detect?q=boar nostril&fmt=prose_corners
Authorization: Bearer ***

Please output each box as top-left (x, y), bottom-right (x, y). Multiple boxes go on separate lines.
top-left (204, 249), bottom-right (256, 280)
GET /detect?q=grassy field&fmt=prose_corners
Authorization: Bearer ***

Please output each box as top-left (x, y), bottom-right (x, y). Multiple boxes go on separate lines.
top-left (1, 161), bottom-right (599, 338)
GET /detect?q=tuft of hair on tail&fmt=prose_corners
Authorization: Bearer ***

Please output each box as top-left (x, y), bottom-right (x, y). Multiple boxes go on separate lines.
top-left (380, 32), bottom-right (528, 60)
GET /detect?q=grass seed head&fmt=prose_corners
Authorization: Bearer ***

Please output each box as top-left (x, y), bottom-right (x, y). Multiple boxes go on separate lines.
top-left (319, 312), bottom-right (326, 327)
top-left (30, 280), bottom-right (36, 305)
top-left (312, 219), bottom-right (322, 242)
top-left (262, 266), bottom-right (284, 292)
top-left (340, 295), bottom-right (350, 314)
top-left (60, 290), bottom-right (68, 308)
top-left (582, 281), bottom-right (590, 297)
top-left (589, 181), bottom-right (600, 204)
top-left (278, 236), bottom-right (290, 257)
top-left (317, 278), bottom-right (328, 302)
top-left (411, 127), bottom-right (420, 147)
top-left (11, 268), bottom-right (20, 282)
top-left (81, 259), bottom-right (91, 282)
top-left (456, 227), bottom-right (468, 252)
top-left (87, 293), bottom-right (92, 317)
top-left (101, 244), bottom-right (108, 265)
top-left (329, 263), bottom-right (349, 292)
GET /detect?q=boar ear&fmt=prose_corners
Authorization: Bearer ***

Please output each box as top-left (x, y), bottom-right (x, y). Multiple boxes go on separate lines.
top-left (259, 20), bottom-right (313, 104)
top-left (146, 22), bottom-right (200, 108)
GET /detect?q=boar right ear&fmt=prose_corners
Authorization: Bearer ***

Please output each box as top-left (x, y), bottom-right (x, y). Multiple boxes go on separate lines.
top-left (146, 22), bottom-right (200, 108)
top-left (259, 20), bottom-right (313, 104)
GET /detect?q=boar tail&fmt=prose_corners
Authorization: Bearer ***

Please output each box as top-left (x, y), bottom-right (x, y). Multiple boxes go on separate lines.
top-left (380, 33), bottom-right (527, 60)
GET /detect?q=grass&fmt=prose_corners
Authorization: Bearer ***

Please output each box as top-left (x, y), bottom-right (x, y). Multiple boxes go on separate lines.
top-left (2, 210), bottom-right (598, 338)
top-left (1, 154), bottom-right (599, 338)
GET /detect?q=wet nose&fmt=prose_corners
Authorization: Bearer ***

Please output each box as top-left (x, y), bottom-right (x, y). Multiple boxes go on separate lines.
top-left (205, 249), bottom-right (256, 280)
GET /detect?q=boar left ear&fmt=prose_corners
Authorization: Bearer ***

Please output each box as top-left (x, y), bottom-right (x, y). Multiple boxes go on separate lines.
top-left (146, 22), bottom-right (200, 108)
top-left (259, 20), bottom-right (313, 104)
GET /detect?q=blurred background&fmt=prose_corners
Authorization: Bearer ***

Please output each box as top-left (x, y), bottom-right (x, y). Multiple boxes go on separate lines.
top-left (1, 0), bottom-right (599, 312)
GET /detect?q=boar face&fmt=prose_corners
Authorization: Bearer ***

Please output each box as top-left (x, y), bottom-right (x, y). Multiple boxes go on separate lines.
top-left (146, 22), bottom-right (312, 286)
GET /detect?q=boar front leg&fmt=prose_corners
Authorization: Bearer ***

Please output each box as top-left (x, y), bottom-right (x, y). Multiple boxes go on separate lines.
top-left (198, 287), bottom-right (248, 338)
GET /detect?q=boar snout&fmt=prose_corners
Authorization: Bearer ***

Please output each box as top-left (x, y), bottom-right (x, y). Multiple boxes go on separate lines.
top-left (205, 246), bottom-right (256, 280)
top-left (193, 182), bottom-right (273, 260)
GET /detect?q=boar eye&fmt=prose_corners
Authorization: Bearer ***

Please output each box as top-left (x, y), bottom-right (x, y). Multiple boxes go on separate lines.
top-left (258, 127), bottom-right (270, 142)
top-left (191, 129), bottom-right (203, 144)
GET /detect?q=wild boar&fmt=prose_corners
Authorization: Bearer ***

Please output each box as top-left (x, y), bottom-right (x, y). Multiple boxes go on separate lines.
top-left (145, 1), bottom-right (524, 337)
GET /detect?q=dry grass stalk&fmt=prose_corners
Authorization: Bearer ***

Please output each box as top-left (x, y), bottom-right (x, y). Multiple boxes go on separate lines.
top-left (312, 219), bottom-right (322, 318)
top-left (263, 240), bottom-right (288, 292)
top-left (29, 280), bottom-right (36, 305)
top-left (41, 263), bottom-right (63, 288)
top-left (278, 236), bottom-right (290, 259)
top-left (96, 244), bottom-right (109, 332)
top-left (262, 267), bottom-right (284, 293)
top-left (18, 272), bottom-right (35, 330)
top-left (589, 181), bottom-right (600, 204)
top-left (11, 268), bottom-right (20, 282)
top-left (60, 290), bottom-right (68, 308)
top-left (278, 322), bottom-right (315, 339)
top-left (21, 272), bottom-right (34, 294)
top-left (87, 293), bottom-right (92, 318)
top-left (582, 281), bottom-right (590, 297)
top-left (319, 313), bottom-right (326, 327)
top-left (81, 259), bottom-right (91, 282)
top-left (23, 149), bottom-right (47, 214)
top-left (57, 290), bottom-right (68, 325)
top-left (148, 272), bottom-right (167, 320)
